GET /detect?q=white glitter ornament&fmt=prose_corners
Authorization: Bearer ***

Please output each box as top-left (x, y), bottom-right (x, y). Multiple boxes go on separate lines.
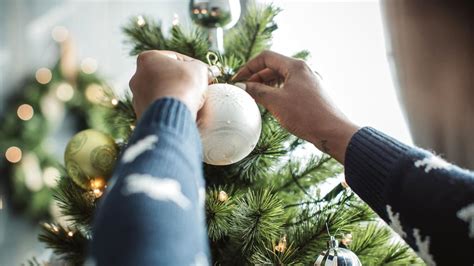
top-left (198, 83), bottom-right (262, 165)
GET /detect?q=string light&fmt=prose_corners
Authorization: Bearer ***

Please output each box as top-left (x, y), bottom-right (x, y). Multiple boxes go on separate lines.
top-left (172, 13), bottom-right (180, 26)
top-left (42, 166), bottom-right (60, 187)
top-left (274, 235), bottom-right (287, 252)
top-left (80, 57), bottom-right (98, 74)
top-left (67, 231), bottom-right (74, 237)
top-left (35, 68), bottom-right (52, 84)
top-left (111, 98), bottom-right (119, 106)
top-left (218, 190), bottom-right (228, 202)
top-left (51, 26), bottom-right (69, 42)
top-left (85, 84), bottom-right (105, 104)
top-left (55, 82), bottom-right (74, 102)
top-left (5, 146), bottom-right (22, 163)
top-left (52, 224), bottom-right (59, 232)
top-left (90, 178), bottom-right (106, 198)
top-left (17, 104), bottom-right (34, 121)
top-left (136, 15), bottom-right (146, 27)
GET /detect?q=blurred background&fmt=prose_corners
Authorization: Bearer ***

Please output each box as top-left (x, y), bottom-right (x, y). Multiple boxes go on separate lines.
top-left (4, 0), bottom-right (465, 264)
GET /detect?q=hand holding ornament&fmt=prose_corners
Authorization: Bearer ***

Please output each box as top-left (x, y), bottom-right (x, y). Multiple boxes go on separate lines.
top-left (234, 51), bottom-right (360, 163)
top-left (129, 50), bottom-right (209, 119)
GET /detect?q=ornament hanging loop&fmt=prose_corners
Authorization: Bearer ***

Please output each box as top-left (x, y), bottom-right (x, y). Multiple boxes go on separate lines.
top-left (206, 51), bottom-right (222, 83)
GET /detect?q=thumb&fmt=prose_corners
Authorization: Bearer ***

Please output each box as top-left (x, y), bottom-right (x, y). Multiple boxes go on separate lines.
top-left (237, 82), bottom-right (279, 108)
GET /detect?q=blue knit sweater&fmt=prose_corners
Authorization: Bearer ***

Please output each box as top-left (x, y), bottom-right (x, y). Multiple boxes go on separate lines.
top-left (90, 98), bottom-right (474, 265)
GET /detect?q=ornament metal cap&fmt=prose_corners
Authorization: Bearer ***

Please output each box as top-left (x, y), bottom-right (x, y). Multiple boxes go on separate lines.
top-left (328, 236), bottom-right (339, 249)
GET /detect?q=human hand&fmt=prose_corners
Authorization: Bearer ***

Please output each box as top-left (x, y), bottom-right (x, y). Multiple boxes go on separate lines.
top-left (129, 50), bottom-right (209, 119)
top-left (234, 51), bottom-right (360, 163)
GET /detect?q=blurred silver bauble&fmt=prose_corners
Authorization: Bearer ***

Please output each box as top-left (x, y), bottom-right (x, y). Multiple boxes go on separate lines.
top-left (190, 0), bottom-right (242, 52)
top-left (198, 83), bottom-right (261, 166)
top-left (314, 236), bottom-right (362, 266)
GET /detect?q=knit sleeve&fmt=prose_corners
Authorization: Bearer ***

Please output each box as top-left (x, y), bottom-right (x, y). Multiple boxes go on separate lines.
top-left (89, 98), bottom-right (209, 265)
top-left (345, 127), bottom-right (474, 265)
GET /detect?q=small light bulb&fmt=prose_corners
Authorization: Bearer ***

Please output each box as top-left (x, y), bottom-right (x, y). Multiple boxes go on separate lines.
top-left (111, 98), bottom-right (119, 106)
top-left (52, 224), bottom-right (59, 232)
top-left (218, 191), bottom-right (228, 202)
top-left (172, 14), bottom-right (180, 26)
top-left (136, 15), bottom-right (146, 27)
top-left (67, 231), bottom-right (74, 237)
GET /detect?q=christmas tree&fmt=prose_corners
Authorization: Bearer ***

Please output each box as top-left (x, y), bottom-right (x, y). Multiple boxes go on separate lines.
top-left (36, 3), bottom-right (424, 265)
top-left (0, 34), bottom-right (117, 220)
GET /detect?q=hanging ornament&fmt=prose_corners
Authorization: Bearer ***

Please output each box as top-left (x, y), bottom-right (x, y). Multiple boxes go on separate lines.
top-left (64, 129), bottom-right (118, 189)
top-left (189, 0), bottom-right (241, 52)
top-left (314, 236), bottom-right (361, 266)
top-left (197, 83), bottom-right (261, 165)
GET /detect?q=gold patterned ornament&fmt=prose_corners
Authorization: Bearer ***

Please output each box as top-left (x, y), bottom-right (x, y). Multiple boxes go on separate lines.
top-left (64, 129), bottom-right (118, 189)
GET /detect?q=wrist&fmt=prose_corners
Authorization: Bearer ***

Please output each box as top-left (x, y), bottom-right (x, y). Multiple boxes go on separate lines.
top-left (311, 119), bottom-right (360, 164)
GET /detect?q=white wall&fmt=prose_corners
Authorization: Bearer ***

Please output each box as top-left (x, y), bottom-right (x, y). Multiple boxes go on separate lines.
top-left (268, 0), bottom-right (411, 143)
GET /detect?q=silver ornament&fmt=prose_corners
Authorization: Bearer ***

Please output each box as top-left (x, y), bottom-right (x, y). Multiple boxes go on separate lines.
top-left (198, 83), bottom-right (261, 166)
top-left (190, 0), bottom-right (241, 52)
top-left (314, 236), bottom-right (362, 266)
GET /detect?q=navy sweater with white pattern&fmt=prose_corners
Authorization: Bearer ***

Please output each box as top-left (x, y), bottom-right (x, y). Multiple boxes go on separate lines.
top-left (91, 99), bottom-right (474, 265)
top-left (346, 127), bottom-right (474, 265)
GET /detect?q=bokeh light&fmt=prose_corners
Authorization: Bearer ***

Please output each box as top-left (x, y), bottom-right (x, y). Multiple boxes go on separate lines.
top-left (85, 84), bottom-right (105, 104)
top-left (80, 58), bottom-right (98, 74)
top-left (17, 104), bottom-right (34, 121)
top-left (43, 167), bottom-right (60, 187)
top-left (55, 83), bottom-right (74, 102)
top-left (5, 146), bottom-right (22, 163)
top-left (35, 68), bottom-right (52, 84)
top-left (51, 26), bottom-right (69, 42)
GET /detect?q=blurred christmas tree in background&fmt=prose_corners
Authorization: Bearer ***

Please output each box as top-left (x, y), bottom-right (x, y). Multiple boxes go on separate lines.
top-left (0, 30), bottom-right (119, 221)
top-left (32, 1), bottom-right (425, 265)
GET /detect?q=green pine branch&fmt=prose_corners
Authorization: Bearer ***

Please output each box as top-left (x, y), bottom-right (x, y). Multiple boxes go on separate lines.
top-left (53, 175), bottom-right (97, 229)
top-left (230, 189), bottom-right (285, 257)
top-left (206, 186), bottom-right (237, 241)
top-left (225, 3), bottom-right (281, 64)
top-left (123, 16), bottom-right (167, 55)
top-left (38, 223), bottom-right (87, 266)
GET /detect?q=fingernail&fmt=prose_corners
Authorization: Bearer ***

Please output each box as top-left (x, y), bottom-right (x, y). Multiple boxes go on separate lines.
top-left (165, 53), bottom-right (178, 60)
top-left (235, 82), bottom-right (246, 91)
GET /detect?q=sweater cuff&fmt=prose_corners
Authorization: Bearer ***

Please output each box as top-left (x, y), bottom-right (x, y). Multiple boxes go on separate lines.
top-left (136, 97), bottom-right (195, 137)
top-left (344, 127), bottom-right (411, 215)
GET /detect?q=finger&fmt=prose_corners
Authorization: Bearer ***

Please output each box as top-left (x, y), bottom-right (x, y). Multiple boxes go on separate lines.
top-left (244, 81), bottom-right (280, 108)
top-left (247, 68), bottom-right (280, 83)
top-left (234, 51), bottom-right (294, 81)
top-left (157, 50), bottom-right (197, 62)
